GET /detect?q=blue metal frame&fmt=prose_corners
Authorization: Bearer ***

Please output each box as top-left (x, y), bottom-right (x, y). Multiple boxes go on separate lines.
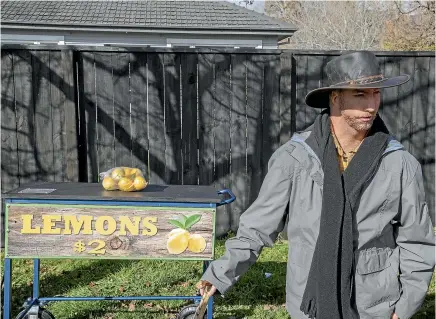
top-left (7, 188), bottom-right (235, 208)
top-left (8, 259), bottom-right (213, 319)
top-left (203, 260), bottom-right (214, 319)
top-left (217, 189), bottom-right (236, 206)
top-left (3, 187), bottom-right (235, 319)
top-left (38, 295), bottom-right (203, 302)
top-left (3, 258), bottom-right (12, 319)
top-left (207, 295), bottom-right (214, 319)
top-left (33, 259), bottom-right (40, 300)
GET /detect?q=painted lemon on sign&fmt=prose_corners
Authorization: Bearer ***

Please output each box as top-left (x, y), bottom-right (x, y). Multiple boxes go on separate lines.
top-left (167, 229), bottom-right (190, 254)
top-left (167, 214), bottom-right (206, 254)
top-left (168, 228), bottom-right (188, 238)
top-left (188, 234), bottom-right (207, 253)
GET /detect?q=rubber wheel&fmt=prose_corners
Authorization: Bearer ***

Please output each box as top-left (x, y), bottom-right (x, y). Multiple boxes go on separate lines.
top-left (177, 304), bottom-right (207, 319)
top-left (16, 308), bottom-right (56, 319)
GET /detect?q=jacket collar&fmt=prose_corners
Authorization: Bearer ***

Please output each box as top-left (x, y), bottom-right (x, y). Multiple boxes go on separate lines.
top-left (291, 131), bottom-right (404, 165)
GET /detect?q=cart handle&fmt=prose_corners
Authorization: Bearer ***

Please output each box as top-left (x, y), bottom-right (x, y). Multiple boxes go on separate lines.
top-left (217, 189), bottom-right (236, 206)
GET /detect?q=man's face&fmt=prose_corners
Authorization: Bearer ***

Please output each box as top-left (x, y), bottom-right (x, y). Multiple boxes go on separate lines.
top-left (334, 88), bottom-right (381, 132)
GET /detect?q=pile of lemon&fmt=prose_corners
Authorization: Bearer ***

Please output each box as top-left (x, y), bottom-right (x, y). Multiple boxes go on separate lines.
top-left (101, 167), bottom-right (148, 192)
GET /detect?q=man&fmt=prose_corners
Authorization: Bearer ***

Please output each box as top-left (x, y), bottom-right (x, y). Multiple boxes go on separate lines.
top-left (198, 51), bottom-right (435, 319)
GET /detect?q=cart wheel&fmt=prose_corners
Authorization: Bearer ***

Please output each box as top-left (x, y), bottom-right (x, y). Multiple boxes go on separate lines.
top-left (16, 308), bottom-right (56, 319)
top-left (177, 304), bottom-right (207, 319)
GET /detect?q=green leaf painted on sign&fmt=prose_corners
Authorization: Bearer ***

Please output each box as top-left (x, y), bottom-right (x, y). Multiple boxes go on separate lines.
top-left (177, 214), bottom-right (188, 225)
top-left (168, 219), bottom-right (185, 229)
top-left (185, 214), bottom-right (202, 229)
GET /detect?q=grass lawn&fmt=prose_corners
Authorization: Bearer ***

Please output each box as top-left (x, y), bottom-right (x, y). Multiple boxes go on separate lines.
top-left (1, 236), bottom-right (434, 319)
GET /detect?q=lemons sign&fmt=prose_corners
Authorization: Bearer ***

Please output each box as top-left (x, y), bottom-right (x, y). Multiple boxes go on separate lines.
top-left (6, 204), bottom-right (215, 260)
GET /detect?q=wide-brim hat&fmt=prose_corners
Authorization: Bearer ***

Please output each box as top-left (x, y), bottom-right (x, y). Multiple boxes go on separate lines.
top-left (305, 51), bottom-right (410, 108)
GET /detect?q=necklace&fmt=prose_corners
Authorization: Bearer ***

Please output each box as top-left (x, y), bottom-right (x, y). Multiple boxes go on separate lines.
top-left (331, 124), bottom-right (368, 164)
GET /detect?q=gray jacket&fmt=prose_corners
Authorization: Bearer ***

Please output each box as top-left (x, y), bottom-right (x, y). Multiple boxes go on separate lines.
top-left (203, 130), bottom-right (435, 319)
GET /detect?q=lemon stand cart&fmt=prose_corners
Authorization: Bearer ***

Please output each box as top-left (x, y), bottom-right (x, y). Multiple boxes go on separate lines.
top-left (2, 182), bottom-right (235, 319)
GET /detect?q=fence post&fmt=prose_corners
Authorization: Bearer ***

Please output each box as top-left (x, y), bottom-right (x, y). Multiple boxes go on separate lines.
top-left (61, 49), bottom-right (79, 182)
top-left (280, 52), bottom-right (294, 145)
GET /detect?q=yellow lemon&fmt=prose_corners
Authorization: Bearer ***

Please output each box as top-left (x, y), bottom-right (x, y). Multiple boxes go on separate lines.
top-left (118, 177), bottom-right (135, 192)
top-left (124, 167), bottom-right (132, 176)
top-left (133, 176), bottom-right (148, 190)
top-left (167, 229), bottom-right (189, 254)
top-left (102, 177), bottom-right (118, 190)
top-left (130, 168), bottom-right (141, 177)
top-left (111, 168), bottom-right (125, 181)
top-left (188, 234), bottom-right (207, 253)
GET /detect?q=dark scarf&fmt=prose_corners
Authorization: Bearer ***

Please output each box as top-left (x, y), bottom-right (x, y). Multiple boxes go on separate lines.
top-left (300, 110), bottom-right (390, 319)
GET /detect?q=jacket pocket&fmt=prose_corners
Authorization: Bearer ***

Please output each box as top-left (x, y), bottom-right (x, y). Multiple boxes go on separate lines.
top-left (355, 247), bottom-right (401, 317)
top-left (287, 240), bottom-right (314, 298)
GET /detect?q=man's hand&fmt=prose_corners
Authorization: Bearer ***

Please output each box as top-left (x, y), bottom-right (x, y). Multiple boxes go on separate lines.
top-left (196, 280), bottom-right (217, 297)
top-left (200, 285), bottom-right (217, 297)
top-left (392, 313), bottom-right (399, 319)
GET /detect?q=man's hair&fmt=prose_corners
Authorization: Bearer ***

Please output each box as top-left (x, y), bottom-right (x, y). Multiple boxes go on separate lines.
top-left (329, 89), bottom-right (342, 108)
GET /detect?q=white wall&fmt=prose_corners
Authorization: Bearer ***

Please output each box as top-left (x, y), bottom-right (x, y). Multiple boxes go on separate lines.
top-left (1, 29), bottom-right (278, 49)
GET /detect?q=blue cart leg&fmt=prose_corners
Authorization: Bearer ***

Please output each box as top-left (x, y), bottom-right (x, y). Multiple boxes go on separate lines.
top-left (203, 261), bottom-right (213, 318)
top-left (3, 258), bottom-right (12, 319)
top-left (207, 295), bottom-right (214, 319)
top-left (33, 259), bottom-right (40, 299)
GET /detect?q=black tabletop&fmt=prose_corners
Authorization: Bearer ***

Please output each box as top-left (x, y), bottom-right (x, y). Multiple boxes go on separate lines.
top-left (2, 182), bottom-right (223, 204)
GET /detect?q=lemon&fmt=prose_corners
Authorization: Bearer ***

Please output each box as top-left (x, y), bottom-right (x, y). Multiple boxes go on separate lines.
top-left (188, 234), bottom-right (207, 253)
top-left (118, 177), bottom-right (135, 192)
top-left (167, 229), bottom-right (189, 254)
top-left (133, 176), bottom-right (148, 190)
top-left (102, 176), bottom-right (118, 190)
top-left (111, 168), bottom-right (125, 181)
top-left (129, 168), bottom-right (141, 178)
top-left (124, 167), bottom-right (132, 176)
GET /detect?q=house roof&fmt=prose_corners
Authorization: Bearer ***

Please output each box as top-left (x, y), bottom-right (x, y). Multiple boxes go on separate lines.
top-left (1, 0), bottom-right (297, 37)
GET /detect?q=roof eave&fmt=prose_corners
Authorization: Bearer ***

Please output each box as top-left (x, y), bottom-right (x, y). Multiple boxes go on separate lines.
top-left (1, 23), bottom-right (297, 37)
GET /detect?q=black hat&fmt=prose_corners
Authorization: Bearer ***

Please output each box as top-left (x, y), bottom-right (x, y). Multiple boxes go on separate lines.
top-left (305, 51), bottom-right (410, 108)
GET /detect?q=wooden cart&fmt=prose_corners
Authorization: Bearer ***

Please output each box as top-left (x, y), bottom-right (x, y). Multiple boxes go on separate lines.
top-left (2, 182), bottom-right (235, 319)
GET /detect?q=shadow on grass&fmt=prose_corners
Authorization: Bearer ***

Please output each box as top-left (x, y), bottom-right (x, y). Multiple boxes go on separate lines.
top-left (58, 308), bottom-right (180, 319)
top-left (217, 261), bottom-right (287, 303)
top-left (214, 308), bottom-right (260, 319)
top-left (31, 260), bottom-right (285, 319)
top-left (10, 260), bottom-right (140, 317)
top-left (208, 261), bottom-right (287, 318)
